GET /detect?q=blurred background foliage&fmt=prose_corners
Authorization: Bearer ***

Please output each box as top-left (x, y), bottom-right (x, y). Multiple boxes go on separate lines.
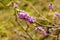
top-left (0, 0), bottom-right (60, 40)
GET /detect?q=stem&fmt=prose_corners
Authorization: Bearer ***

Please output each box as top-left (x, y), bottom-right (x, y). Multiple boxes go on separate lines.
top-left (25, 21), bottom-right (31, 32)
top-left (56, 30), bottom-right (60, 40)
top-left (57, 35), bottom-right (59, 40)
top-left (35, 22), bottom-right (58, 28)
top-left (16, 21), bottom-right (33, 40)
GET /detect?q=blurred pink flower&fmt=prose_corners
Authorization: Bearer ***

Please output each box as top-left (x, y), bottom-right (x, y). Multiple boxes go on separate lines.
top-left (48, 4), bottom-right (54, 9)
top-left (54, 12), bottom-right (60, 18)
top-left (13, 4), bottom-right (18, 8)
top-left (18, 10), bottom-right (36, 23)
top-left (35, 27), bottom-right (47, 36)
top-left (17, 1), bottom-right (20, 4)
top-left (18, 10), bottom-right (28, 19)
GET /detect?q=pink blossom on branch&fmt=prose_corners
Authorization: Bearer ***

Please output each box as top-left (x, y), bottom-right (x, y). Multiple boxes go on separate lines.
top-left (18, 10), bottom-right (36, 23)
top-left (18, 10), bottom-right (28, 19)
top-left (35, 27), bottom-right (47, 36)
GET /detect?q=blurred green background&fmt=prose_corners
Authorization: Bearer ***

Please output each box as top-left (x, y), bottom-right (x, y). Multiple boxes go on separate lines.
top-left (0, 0), bottom-right (60, 40)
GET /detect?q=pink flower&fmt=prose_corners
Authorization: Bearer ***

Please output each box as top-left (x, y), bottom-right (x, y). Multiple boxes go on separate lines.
top-left (13, 1), bottom-right (20, 8)
top-left (18, 10), bottom-right (28, 19)
top-left (35, 27), bottom-right (47, 36)
top-left (54, 12), bottom-right (60, 18)
top-left (48, 4), bottom-right (54, 9)
top-left (25, 16), bottom-right (36, 23)
top-left (13, 4), bottom-right (18, 8)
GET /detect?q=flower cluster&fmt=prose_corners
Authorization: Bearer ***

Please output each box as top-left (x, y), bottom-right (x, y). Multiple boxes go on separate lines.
top-left (35, 27), bottom-right (47, 36)
top-left (18, 10), bottom-right (36, 23)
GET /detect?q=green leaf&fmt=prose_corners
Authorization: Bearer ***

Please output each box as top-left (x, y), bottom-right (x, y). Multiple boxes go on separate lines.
top-left (16, 8), bottom-right (20, 12)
